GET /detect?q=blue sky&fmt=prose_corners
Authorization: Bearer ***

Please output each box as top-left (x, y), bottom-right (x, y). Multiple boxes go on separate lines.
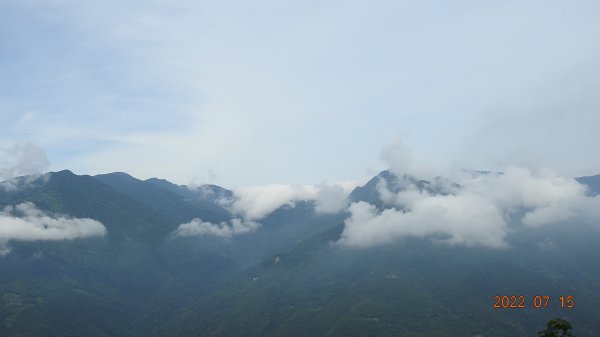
top-left (1, 0), bottom-right (600, 187)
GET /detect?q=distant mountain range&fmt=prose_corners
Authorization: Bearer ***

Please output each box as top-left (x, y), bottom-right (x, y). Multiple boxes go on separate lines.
top-left (0, 170), bottom-right (599, 336)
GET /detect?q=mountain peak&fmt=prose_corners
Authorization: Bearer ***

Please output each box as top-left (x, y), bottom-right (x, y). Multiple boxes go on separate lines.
top-left (349, 170), bottom-right (459, 209)
top-left (576, 174), bottom-right (600, 195)
top-left (95, 171), bottom-right (138, 180)
top-left (50, 169), bottom-right (75, 177)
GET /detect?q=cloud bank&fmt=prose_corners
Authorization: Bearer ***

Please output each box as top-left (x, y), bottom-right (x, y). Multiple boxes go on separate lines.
top-left (339, 167), bottom-right (600, 248)
top-left (0, 202), bottom-right (107, 256)
top-left (175, 218), bottom-right (260, 238)
top-left (224, 180), bottom-right (364, 220)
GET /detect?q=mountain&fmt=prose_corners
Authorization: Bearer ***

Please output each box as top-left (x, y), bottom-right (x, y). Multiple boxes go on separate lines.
top-left (145, 178), bottom-right (233, 208)
top-left (202, 201), bottom-right (345, 268)
top-left (576, 174), bottom-right (600, 195)
top-left (165, 219), bottom-right (600, 337)
top-left (0, 170), bottom-right (241, 336)
top-left (1, 169), bottom-right (599, 336)
top-left (161, 170), bottom-right (600, 337)
top-left (3, 170), bottom-right (172, 241)
top-left (349, 170), bottom-right (459, 209)
top-left (94, 172), bottom-right (232, 224)
top-left (0, 170), bottom-right (347, 336)
top-left (173, 169), bottom-right (598, 336)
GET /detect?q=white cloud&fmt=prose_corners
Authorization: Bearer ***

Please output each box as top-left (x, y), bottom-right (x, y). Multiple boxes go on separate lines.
top-left (175, 218), bottom-right (260, 238)
top-left (521, 193), bottom-right (600, 228)
top-left (0, 202), bottom-right (107, 256)
top-left (314, 184), bottom-right (349, 214)
top-left (381, 138), bottom-right (437, 180)
top-left (0, 142), bottom-right (50, 191)
top-left (339, 167), bottom-right (600, 248)
top-left (461, 167), bottom-right (585, 212)
top-left (224, 184), bottom-right (318, 220)
top-left (224, 180), bottom-right (365, 220)
top-left (339, 196), bottom-right (508, 249)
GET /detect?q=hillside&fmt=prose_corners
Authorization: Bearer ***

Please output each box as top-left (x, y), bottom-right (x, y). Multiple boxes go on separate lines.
top-left (161, 170), bottom-right (600, 337)
top-left (0, 170), bottom-right (599, 336)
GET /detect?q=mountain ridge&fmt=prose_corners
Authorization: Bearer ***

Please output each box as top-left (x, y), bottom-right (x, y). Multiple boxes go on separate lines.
top-left (1, 169), bottom-right (599, 336)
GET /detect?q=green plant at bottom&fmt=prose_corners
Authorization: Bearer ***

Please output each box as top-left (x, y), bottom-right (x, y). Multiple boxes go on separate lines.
top-left (538, 318), bottom-right (575, 337)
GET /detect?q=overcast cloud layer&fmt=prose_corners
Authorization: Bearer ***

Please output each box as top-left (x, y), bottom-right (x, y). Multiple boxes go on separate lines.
top-left (0, 202), bottom-right (107, 256)
top-left (1, 1), bottom-right (600, 186)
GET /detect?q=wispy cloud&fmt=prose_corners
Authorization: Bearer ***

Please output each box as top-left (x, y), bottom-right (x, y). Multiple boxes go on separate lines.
top-left (0, 142), bottom-right (49, 180)
top-left (0, 142), bottom-right (50, 191)
top-left (175, 218), bottom-right (259, 238)
top-left (0, 202), bottom-right (107, 256)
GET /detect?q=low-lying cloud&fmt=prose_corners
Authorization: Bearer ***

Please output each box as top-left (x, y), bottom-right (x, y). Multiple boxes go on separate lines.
top-left (339, 166), bottom-right (600, 248)
top-left (0, 202), bottom-right (107, 256)
top-left (175, 218), bottom-right (260, 238)
top-left (223, 184), bottom-right (318, 220)
top-left (175, 180), bottom-right (363, 237)
top-left (223, 180), bottom-right (364, 220)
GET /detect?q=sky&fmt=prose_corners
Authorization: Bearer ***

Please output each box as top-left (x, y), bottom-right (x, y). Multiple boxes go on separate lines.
top-left (1, 0), bottom-right (600, 187)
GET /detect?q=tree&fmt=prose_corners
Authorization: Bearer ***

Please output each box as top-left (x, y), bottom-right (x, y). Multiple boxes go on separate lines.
top-left (538, 318), bottom-right (576, 337)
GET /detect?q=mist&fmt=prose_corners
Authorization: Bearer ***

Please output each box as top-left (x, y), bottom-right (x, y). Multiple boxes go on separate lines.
top-left (0, 202), bottom-right (107, 256)
top-left (175, 218), bottom-right (260, 238)
top-left (338, 143), bottom-right (600, 248)
top-left (0, 143), bottom-right (50, 191)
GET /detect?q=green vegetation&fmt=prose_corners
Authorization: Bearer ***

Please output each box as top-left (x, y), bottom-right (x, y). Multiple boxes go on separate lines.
top-left (539, 319), bottom-right (576, 337)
